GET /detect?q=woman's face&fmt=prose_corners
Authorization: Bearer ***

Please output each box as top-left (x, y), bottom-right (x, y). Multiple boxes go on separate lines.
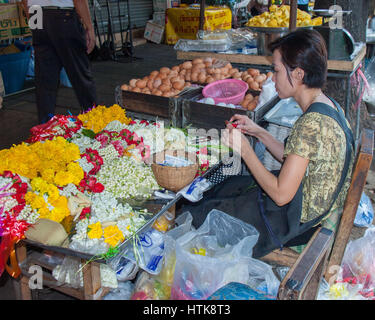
top-left (271, 49), bottom-right (297, 99)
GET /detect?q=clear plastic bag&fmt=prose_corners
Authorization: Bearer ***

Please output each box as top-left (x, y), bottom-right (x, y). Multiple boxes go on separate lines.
top-left (354, 192), bottom-right (374, 228)
top-left (170, 209), bottom-right (280, 300)
top-left (339, 227), bottom-right (375, 298)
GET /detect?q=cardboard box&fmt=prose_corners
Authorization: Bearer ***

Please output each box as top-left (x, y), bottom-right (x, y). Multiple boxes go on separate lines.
top-left (144, 20), bottom-right (165, 44)
top-left (153, 11), bottom-right (165, 26)
top-left (0, 4), bottom-right (22, 40)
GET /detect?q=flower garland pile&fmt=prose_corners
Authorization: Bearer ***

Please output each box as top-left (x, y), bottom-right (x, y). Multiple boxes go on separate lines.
top-left (27, 115), bottom-right (83, 144)
top-left (78, 104), bottom-right (132, 134)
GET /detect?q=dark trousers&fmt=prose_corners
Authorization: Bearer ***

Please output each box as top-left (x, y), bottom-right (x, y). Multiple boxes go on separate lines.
top-left (32, 9), bottom-right (97, 124)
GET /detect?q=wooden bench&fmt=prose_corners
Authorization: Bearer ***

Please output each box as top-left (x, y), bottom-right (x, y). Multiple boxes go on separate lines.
top-left (261, 128), bottom-right (374, 300)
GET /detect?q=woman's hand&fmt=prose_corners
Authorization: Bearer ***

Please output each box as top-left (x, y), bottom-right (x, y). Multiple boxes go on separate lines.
top-left (227, 114), bottom-right (265, 138)
top-left (221, 127), bottom-right (252, 156)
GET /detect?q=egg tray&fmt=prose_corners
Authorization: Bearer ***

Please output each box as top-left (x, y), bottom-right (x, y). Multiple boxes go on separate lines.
top-left (118, 85), bottom-right (183, 127)
top-left (180, 86), bottom-right (279, 131)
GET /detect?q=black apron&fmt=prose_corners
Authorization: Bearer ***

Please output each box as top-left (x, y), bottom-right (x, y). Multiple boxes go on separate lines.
top-left (180, 99), bottom-right (354, 258)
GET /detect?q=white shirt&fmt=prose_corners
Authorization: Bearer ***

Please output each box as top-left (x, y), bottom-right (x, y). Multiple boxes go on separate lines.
top-left (28, 0), bottom-right (74, 7)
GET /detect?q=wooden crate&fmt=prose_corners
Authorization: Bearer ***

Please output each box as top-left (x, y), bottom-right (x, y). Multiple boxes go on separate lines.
top-left (180, 87), bottom-right (279, 131)
top-left (118, 86), bottom-right (182, 127)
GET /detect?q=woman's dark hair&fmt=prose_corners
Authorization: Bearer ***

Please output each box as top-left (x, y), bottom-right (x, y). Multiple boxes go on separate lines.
top-left (268, 29), bottom-right (328, 89)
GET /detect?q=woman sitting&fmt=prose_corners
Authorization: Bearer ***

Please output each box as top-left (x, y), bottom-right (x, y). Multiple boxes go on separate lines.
top-left (179, 29), bottom-right (355, 258)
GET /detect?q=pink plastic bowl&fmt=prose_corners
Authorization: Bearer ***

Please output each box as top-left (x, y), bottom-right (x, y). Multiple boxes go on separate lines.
top-left (202, 79), bottom-right (249, 105)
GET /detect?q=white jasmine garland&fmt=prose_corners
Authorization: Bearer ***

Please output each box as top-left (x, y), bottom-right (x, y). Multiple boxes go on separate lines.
top-left (96, 156), bottom-right (159, 200)
top-left (17, 205), bottom-right (39, 224)
top-left (77, 157), bottom-right (95, 175)
top-left (59, 183), bottom-right (79, 198)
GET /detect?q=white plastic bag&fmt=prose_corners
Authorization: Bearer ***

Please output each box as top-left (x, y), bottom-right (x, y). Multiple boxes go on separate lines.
top-left (170, 209), bottom-right (280, 300)
top-left (354, 192), bottom-right (374, 228)
top-left (256, 77), bottom-right (277, 109)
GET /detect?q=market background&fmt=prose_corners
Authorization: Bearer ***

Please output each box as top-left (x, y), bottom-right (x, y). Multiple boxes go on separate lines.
top-left (0, 0), bottom-right (374, 300)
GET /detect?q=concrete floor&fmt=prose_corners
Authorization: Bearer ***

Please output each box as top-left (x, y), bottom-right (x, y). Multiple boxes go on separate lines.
top-left (0, 42), bottom-right (373, 300)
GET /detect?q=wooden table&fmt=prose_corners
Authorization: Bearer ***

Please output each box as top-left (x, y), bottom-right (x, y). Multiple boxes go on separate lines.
top-left (177, 43), bottom-right (367, 142)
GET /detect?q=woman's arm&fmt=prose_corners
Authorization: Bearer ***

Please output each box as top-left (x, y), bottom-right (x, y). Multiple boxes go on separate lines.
top-left (73, 0), bottom-right (96, 54)
top-left (228, 114), bottom-right (285, 162)
top-left (222, 129), bottom-right (308, 206)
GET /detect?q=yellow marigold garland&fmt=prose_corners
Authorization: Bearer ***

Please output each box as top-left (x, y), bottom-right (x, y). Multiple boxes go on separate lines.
top-left (77, 104), bottom-right (132, 134)
top-left (25, 177), bottom-right (70, 223)
top-left (0, 136), bottom-right (83, 187)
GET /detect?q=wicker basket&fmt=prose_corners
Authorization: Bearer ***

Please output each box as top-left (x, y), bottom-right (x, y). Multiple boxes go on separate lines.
top-left (151, 150), bottom-right (198, 192)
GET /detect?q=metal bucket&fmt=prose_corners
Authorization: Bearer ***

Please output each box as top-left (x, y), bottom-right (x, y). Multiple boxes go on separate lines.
top-left (247, 26), bottom-right (289, 55)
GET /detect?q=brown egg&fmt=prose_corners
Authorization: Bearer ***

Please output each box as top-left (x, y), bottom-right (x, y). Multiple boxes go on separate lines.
top-left (150, 70), bottom-right (159, 78)
top-left (162, 78), bottom-right (171, 86)
top-left (267, 71), bottom-right (274, 78)
top-left (191, 72), bottom-right (199, 82)
top-left (121, 84), bottom-right (129, 91)
top-left (153, 78), bottom-right (162, 88)
top-left (182, 61), bottom-right (193, 69)
top-left (162, 91), bottom-right (171, 97)
top-left (136, 79), bottom-right (147, 89)
top-left (185, 81), bottom-right (192, 87)
top-left (242, 74), bottom-right (251, 82)
top-left (185, 71), bottom-right (191, 82)
top-left (192, 58), bottom-right (203, 65)
top-left (179, 69), bottom-right (187, 77)
top-left (214, 73), bottom-right (221, 81)
top-left (233, 72), bottom-right (242, 79)
top-left (160, 67), bottom-right (170, 74)
top-left (207, 67), bottom-right (215, 75)
top-left (173, 80), bottom-right (185, 90)
top-left (206, 76), bottom-right (214, 84)
top-left (170, 76), bottom-right (180, 83)
top-left (254, 75), bottom-right (264, 83)
top-left (248, 68), bottom-right (260, 77)
top-left (159, 84), bottom-right (171, 92)
top-left (247, 78), bottom-right (255, 86)
top-left (151, 89), bottom-right (163, 96)
top-left (129, 79), bottom-right (138, 87)
top-left (250, 81), bottom-right (260, 91)
top-left (147, 79), bottom-right (154, 90)
top-left (247, 100), bottom-right (257, 111)
top-left (198, 73), bottom-right (206, 83)
top-left (195, 63), bottom-right (206, 70)
top-left (142, 88), bottom-right (151, 94)
top-left (132, 87), bottom-right (141, 93)
top-left (245, 93), bottom-right (254, 102)
top-left (169, 70), bottom-right (178, 77)
top-left (171, 65), bottom-right (180, 72)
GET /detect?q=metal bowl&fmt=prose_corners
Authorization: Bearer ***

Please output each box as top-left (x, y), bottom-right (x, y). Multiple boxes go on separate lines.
top-left (246, 26), bottom-right (312, 56)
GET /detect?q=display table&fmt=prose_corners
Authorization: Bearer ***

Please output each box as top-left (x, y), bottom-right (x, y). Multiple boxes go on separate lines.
top-left (176, 43), bottom-right (367, 142)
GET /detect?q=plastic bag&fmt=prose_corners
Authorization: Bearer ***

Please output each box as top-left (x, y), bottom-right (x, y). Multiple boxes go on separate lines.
top-left (103, 281), bottom-right (135, 300)
top-left (123, 228), bottom-right (165, 275)
top-left (256, 77), bottom-right (277, 109)
top-left (354, 192), bottom-right (374, 228)
top-left (339, 227), bottom-right (375, 299)
top-left (170, 209), bottom-right (280, 300)
top-left (131, 212), bottom-right (194, 300)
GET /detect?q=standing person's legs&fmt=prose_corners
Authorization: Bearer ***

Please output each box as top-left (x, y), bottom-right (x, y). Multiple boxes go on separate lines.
top-left (32, 27), bottom-right (62, 124)
top-left (44, 9), bottom-right (97, 112)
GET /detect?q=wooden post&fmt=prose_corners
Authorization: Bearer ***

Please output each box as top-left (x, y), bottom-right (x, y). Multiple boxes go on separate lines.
top-left (199, 0), bottom-right (206, 31)
top-left (289, 0), bottom-right (297, 31)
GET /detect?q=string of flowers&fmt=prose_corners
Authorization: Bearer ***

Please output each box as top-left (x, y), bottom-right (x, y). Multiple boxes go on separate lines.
top-left (77, 104), bottom-right (132, 134)
top-left (27, 115), bottom-right (83, 143)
